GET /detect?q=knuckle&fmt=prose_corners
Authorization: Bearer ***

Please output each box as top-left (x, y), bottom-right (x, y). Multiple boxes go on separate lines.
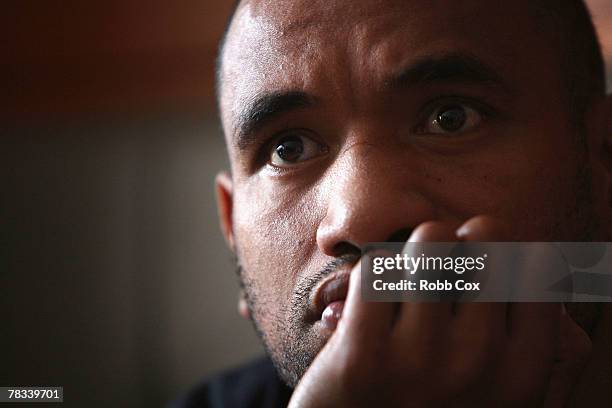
top-left (410, 221), bottom-right (455, 242)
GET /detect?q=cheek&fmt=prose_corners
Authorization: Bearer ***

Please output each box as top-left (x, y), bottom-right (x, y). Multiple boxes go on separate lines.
top-left (232, 180), bottom-right (322, 306)
top-left (423, 133), bottom-right (582, 239)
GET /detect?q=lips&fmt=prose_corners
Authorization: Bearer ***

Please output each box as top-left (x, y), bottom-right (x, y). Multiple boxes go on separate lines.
top-left (312, 270), bottom-right (350, 330)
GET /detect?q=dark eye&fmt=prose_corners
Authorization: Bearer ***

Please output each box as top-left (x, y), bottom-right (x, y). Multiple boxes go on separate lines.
top-left (270, 133), bottom-right (325, 167)
top-left (421, 104), bottom-right (482, 134)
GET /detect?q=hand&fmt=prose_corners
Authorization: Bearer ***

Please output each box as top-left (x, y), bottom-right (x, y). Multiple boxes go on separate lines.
top-left (288, 216), bottom-right (591, 408)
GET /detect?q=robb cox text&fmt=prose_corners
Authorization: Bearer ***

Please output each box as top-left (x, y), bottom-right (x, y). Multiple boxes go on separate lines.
top-left (372, 279), bottom-right (481, 291)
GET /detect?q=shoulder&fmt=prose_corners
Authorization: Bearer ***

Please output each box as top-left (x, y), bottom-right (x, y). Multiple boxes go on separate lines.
top-left (170, 357), bottom-right (293, 408)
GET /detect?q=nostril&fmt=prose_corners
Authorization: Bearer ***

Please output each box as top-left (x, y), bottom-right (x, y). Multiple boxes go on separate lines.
top-left (330, 241), bottom-right (361, 258)
top-left (386, 228), bottom-right (413, 243)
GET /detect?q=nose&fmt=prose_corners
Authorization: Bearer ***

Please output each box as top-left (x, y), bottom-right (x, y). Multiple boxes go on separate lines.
top-left (316, 142), bottom-right (436, 257)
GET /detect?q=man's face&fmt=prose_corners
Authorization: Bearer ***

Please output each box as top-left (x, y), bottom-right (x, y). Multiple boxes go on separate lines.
top-left (217, 0), bottom-right (609, 385)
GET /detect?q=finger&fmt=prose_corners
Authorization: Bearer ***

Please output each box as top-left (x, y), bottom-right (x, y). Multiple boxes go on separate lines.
top-left (456, 215), bottom-right (513, 242)
top-left (454, 215), bottom-right (510, 321)
top-left (493, 304), bottom-right (562, 404)
top-left (409, 220), bottom-right (462, 243)
top-left (340, 260), bottom-right (397, 340)
top-left (453, 302), bottom-right (507, 339)
top-left (395, 221), bottom-right (458, 339)
top-left (507, 302), bottom-right (562, 361)
top-left (543, 310), bottom-right (592, 408)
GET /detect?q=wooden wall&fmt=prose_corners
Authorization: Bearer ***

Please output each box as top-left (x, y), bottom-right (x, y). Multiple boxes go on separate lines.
top-left (2, 0), bottom-right (610, 122)
top-left (3, 1), bottom-right (233, 121)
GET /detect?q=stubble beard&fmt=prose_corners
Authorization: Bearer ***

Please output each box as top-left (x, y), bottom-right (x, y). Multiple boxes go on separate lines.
top-left (235, 261), bottom-right (325, 387)
top-left (234, 253), bottom-right (359, 387)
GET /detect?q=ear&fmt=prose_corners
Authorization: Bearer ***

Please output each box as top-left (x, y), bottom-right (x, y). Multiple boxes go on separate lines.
top-left (215, 171), bottom-right (235, 251)
top-left (238, 290), bottom-right (251, 320)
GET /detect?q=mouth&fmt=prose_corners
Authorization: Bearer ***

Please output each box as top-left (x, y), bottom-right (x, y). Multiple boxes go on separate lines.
top-left (311, 269), bottom-right (351, 330)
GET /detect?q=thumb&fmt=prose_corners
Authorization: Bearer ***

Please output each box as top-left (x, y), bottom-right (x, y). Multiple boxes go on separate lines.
top-left (289, 262), bottom-right (392, 408)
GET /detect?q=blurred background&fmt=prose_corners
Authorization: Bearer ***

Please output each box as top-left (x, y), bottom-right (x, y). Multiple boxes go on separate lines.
top-left (2, 1), bottom-right (611, 407)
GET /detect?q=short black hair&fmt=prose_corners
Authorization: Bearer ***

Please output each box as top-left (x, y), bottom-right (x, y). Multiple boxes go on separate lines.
top-left (215, 0), bottom-right (606, 122)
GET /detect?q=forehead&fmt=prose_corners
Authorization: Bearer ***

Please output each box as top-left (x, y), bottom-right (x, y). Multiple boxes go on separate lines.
top-left (220, 0), bottom-right (553, 138)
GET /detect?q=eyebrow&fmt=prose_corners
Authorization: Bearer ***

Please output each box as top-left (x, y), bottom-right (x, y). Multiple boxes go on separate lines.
top-left (233, 91), bottom-right (316, 151)
top-left (232, 54), bottom-right (507, 151)
top-left (387, 53), bottom-right (507, 90)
